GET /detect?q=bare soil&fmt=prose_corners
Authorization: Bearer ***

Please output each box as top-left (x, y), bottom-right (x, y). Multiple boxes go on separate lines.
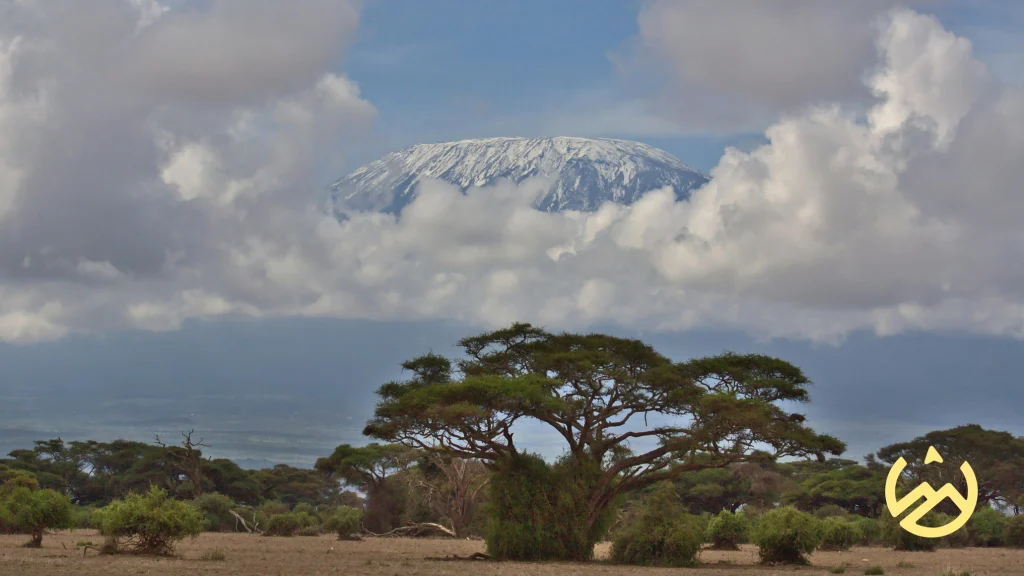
top-left (2, 531), bottom-right (1023, 576)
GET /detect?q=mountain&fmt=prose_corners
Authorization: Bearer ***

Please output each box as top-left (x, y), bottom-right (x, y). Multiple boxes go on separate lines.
top-left (329, 136), bottom-right (709, 215)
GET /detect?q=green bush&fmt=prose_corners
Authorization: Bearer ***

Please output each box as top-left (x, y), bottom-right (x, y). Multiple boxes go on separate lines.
top-left (71, 506), bottom-right (97, 530)
top-left (93, 486), bottom-right (204, 555)
top-left (294, 511), bottom-right (317, 528)
top-left (751, 506), bottom-right (821, 565)
top-left (297, 525), bottom-right (322, 536)
top-left (292, 503), bottom-right (318, 519)
top-left (323, 506), bottom-right (363, 540)
top-left (610, 483), bottom-right (704, 567)
top-left (814, 505), bottom-right (849, 519)
top-left (1, 487), bottom-right (73, 547)
top-left (707, 510), bottom-right (749, 550)
top-left (264, 513), bottom-right (301, 537)
top-left (192, 492), bottom-right (237, 532)
top-left (819, 517), bottom-right (859, 551)
top-left (854, 517), bottom-right (881, 545)
top-left (1005, 514), bottom-right (1024, 548)
top-left (968, 506), bottom-right (1007, 547)
top-left (880, 505), bottom-right (936, 551)
top-left (485, 454), bottom-right (616, 562)
top-left (932, 512), bottom-right (969, 548)
top-left (695, 512), bottom-right (714, 543)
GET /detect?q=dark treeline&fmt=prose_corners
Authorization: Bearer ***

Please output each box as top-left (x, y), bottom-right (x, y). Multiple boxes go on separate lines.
top-left (3, 422), bottom-right (1023, 539)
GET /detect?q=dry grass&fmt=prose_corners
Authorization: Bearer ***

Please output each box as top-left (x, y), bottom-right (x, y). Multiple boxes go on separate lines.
top-left (2, 531), bottom-right (1023, 576)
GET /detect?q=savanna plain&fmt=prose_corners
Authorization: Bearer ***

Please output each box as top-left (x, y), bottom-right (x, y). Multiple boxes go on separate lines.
top-left (2, 532), bottom-right (1022, 576)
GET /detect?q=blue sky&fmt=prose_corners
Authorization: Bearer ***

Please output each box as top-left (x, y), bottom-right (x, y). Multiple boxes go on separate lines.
top-left (340, 0), bottom-right (765, 173)
top-left (1, 0), bottom-right (1023, 468)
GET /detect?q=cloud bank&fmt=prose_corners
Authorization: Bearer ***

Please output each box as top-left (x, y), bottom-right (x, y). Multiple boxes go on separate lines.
top-left (0, 3), bottom-right (1022, 344)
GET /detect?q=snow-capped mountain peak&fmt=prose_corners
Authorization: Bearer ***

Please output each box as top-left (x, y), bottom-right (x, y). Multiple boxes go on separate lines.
top-left (330, 136), bottom-right (709, 215)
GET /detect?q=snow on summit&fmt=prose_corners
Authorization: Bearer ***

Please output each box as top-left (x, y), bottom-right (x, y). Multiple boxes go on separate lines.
top-left (330, 137), bottom-right (710, 215)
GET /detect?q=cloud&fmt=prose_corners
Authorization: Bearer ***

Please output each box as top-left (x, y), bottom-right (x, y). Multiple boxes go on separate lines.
top-left (0, 4), bottom-right (1022, 345)
top-left (623, 0), bottom-right (936, 132)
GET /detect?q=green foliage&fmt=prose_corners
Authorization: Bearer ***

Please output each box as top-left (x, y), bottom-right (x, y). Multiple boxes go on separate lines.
top-left (610, 482), bottom-right (704, 567)
top-left (264, 513), bottom-right (302, 537)
top-left (191, 492), bottom-right (237, 532)
top-left (485, 454), bottom-right (614, 562)
top-left (1, 487), bottom-right (73, 547)
top-left (94, 486), bottom-right (204, 555)
top-left (968, 506), bottom-right (1007, 547)
top-left (292, 502), bottom-right (318, 519)
top-left (1006, 514), bottom-right (1024, 548)
top-left (854, 516), bottom-right (881, 545)
top-left (751, 506), bottom-right (821, 565)
top-left (880, 504), bottom-right (937, 551)
top-left (864, 566), bottom-right (885, 575)
top-left (674, 467), bottom-right (753, 515)
top-left (819, 517), bottom-right (859, 551)
top-left (707, 510), bottom-right (749, 550)
top-left (297, 525), bottom-right (322, 536)
top-left (874, 425), bottom-right (1024, 515)
top-left (830, 565), bottom-right (848, 574)
top-left (323, 506), bottom-right (363, 540)
top-left (783, 460), bottom-right (884, 517)
top-left (931, 512), bottom-right (969, 548)
top-left (71, 506), bottom-right (97, 530)
top-left (815, 504), bottom-right (849, 518)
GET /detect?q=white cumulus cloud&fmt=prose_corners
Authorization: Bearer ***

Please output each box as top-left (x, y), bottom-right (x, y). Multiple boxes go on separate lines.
top-left (0, 4), bottom-right (1021, 345)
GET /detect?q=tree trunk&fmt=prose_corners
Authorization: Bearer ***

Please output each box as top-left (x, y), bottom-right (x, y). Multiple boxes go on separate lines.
top-left (29, 531), bottom-right (43, 548)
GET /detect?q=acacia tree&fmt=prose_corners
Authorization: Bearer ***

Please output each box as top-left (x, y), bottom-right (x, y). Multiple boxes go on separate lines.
top-left (315, 443), bottom-right (413, 532)
top-left (363, 323), bottom-right (844, 560)
top-left (875, 424), bottom-right (1024, 513)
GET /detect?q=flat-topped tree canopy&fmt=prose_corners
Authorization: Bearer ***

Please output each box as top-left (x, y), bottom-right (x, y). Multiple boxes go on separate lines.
top-left (363, 322), bottom-right (844, 494)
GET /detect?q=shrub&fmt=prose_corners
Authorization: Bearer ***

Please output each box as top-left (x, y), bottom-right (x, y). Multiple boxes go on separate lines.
top-left (707, 510), bottom-right (749, 550)
top-left (751, 506), bottom-right (821, 565)
top-left (864, 566), bottom-right (884, 575)
top-left (610, 482), bottom-right (704, 567)
top-left (297, 525), bottom-right (322, 536)
top-left (486, 454), bottom-right (616, 562)
top-left (1006, 514), bottom-right (1024, 548)
top-left (93, 485), bottom-right (204, 555)
top-left (294, 511), bottom-right (317, 529)
top-left (264, 513), bottom-right (301, 537)
top-left (880, 504), bottom-right (941, 551)
top-left (2, 487), bottom-right (73, 547)
top-left (854, 517), bottom-right (881, 545)
top-left (931, 512), bottom-right (969, 548)
top-left (71, 506), bottom-right (97, 530)
top-left (815, 505), bottom-right (849, 519)
top-left (323, 506), bottom-right (363, 540)
top-left (820, 517), bottom-right (859, 551)
top-left (292, 503), bottom-right (317, 519)
top-left (968, 506), bottom-right (1007, 547)
top-left (192, 492), bottom-right (237, 532)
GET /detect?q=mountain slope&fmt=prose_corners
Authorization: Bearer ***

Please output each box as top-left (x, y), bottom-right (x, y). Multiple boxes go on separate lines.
top-left (330, 136), bottom-right (709, 215)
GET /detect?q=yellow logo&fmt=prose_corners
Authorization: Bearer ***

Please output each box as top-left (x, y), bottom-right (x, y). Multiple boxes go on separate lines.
top-left (884, 446), bottom-right (978, 538)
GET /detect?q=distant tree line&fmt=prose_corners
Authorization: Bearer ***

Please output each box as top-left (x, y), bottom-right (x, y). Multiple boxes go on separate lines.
top-left (2, 323), bottom-right (1024, 563)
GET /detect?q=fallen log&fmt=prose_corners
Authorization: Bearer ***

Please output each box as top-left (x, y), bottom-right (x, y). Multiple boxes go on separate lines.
top-left (366, 522), bottom-right (457, 538)
top-left (229, 509), bottom-right (260, 534)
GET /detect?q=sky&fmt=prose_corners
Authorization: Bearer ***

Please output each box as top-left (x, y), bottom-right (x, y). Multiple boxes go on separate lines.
top-left (1, 0), bottom-right (1023, 467)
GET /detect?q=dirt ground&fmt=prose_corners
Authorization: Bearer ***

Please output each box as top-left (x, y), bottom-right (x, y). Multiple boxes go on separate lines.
top-left (2, 531), bottom-right (1023, 576)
